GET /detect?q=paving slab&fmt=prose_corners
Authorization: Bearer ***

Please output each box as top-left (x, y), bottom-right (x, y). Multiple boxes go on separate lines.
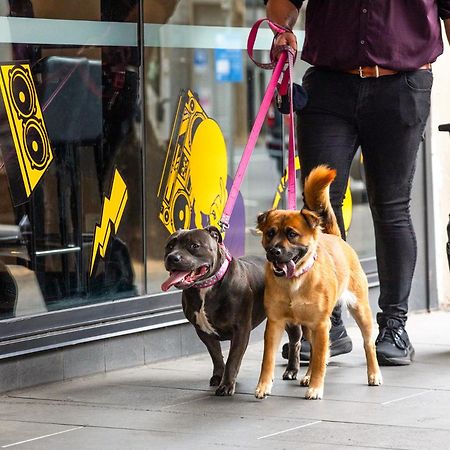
top-left (1, 310), bottom-right (449, 449)
top-left (265, 421), bottom-right (450, 450)
top-left (0, 423), bottom-right (366, 450)
top-left (0, 420), bottom-right (84, 449)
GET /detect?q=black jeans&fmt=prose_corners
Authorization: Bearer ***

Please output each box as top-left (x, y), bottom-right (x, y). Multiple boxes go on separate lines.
top-left (298, 67), bottom-right (432, 328)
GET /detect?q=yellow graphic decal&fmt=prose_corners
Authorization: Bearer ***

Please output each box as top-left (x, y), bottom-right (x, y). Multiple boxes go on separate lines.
top-left (158, 90), bottom-right (227, 234)
top-left (272, 157), bottom-right (352, 232)
top-left (272, 156), bottom-right (301, 211)
top-left (0, 64), bottom-right (53, 197)
top-left (90, 169), bottom-right (128, 276)
top-left (342, 182), bottom-right (352, 232)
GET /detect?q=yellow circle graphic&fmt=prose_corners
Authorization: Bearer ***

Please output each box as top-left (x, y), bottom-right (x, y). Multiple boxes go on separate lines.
top-left (190, 118), bottom-right (228, 229)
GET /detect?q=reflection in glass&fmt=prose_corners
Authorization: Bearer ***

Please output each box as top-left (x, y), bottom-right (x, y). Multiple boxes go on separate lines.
top-left (0, 0), bottom-right (143, 320)
top-left (0, 0), bottom-right (377, 321)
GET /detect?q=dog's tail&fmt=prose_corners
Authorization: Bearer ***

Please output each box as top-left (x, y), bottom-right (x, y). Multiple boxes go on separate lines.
top-left (303, 165), bottom-right (341, 237)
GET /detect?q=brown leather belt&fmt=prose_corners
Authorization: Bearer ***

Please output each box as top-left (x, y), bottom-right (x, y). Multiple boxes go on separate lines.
top-left (346, 63), bottom-right (432, 78)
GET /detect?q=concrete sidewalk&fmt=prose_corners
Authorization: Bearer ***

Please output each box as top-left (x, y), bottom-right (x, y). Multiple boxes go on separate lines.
top-left (1, 310), bottom-right (449, 449)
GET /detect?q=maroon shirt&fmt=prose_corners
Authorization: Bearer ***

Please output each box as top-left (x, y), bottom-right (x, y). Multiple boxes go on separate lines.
top-left (281, 0), bottom-right (450, 71)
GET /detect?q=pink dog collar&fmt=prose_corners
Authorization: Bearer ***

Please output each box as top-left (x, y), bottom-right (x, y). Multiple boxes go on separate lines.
top-left (294, 252), bottom-right (317, 277)
top-left (191, 244), bottom-right (232, 289)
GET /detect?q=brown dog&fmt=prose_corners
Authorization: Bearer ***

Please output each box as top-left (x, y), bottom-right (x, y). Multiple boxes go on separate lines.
top-left (255, 165), bottom-right (382, 400)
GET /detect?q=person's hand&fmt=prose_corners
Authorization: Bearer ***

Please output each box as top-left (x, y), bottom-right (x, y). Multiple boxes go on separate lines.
top-left (272, 31), bottom-right (297, 59)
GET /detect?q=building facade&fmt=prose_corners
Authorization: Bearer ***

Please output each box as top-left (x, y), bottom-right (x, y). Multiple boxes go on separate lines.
top-left (0, 0), bottom-right (446, 392)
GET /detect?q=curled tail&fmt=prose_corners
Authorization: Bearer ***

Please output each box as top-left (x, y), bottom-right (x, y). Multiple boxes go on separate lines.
top-left (303, 165), bottom-right (341, 237)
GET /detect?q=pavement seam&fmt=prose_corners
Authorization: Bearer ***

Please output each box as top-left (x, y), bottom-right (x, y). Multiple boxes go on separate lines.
top-left (1, 392), bottom-right (398, 406)
top-left (2, 385), bottom-right (444, 409)
top-left (257, 420), bottom-right (322, 439)
top-left (1, 426), bottom-right (84, 448)
top-left (381, 389), bottom-right (432, 405)
top-left (2, 417), bottom-right (450, 434)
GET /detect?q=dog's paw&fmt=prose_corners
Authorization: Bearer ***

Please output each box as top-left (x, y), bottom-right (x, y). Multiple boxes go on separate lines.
top-left (299, 375), bottom-right (310, 386)
top-left (282, 368), bottom-right (298, 380)
top-left (255, 381), bottom-right (272, 399)
top-left (305, 386), bottom-right (323, 400)
top-left (209, 375), bottom-right (222, 387)
top-left (215, 382), bottom-right (235, 396)
top-left (368, 371), bottom-right (383, 386)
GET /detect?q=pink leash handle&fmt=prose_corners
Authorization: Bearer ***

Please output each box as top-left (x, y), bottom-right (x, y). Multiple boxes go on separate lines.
top-left (220, 19), bottom-right (297, 230)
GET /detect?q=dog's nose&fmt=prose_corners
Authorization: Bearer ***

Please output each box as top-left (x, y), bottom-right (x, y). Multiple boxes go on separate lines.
top-left (268, 247), bottom-right (282, 257)
top-left (167, 253), bottom-right (182, 264)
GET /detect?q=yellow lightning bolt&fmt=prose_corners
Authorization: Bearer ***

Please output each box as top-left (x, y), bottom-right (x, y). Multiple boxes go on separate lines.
top-left (90, 169), bottom-right (128, 276)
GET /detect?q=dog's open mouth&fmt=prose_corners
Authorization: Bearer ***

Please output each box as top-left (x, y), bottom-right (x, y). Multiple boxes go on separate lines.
top-left (272, 254), bottom-right (302, 279)
top-left (161, 265), bottom-right (209, 291)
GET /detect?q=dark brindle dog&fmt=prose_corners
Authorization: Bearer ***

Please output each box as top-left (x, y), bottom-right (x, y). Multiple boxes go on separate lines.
top-left (162, 226), bottom-right (301, 396)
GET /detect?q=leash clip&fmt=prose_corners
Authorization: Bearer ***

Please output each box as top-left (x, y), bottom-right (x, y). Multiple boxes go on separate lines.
top-left (218, 220), bottom-right (229, 233)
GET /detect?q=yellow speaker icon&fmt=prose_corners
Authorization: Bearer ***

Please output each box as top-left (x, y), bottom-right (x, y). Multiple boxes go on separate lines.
top-left (0, 64), bottom-right (53, 201)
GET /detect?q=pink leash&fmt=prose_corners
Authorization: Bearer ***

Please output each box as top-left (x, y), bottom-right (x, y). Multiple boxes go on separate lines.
top-left (219, 19), bottom-right (298, 231)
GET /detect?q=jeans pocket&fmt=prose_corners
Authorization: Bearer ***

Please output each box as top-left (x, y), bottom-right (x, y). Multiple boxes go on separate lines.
top-left (399, 72), bottom-right (432, 127)
top-left (403, 70), bottom-right (433, 92)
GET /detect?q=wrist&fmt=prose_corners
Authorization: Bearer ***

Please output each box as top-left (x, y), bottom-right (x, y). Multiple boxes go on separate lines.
top-left (270, 22), bottom-right (293, 35)
top-left (275, 28), bottom-right (294, 37)
top-left (266, 0), bottom-right (299, 30)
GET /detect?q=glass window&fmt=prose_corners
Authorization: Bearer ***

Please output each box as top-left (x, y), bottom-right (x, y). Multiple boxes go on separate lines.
top-left (0, 0), bottom-right (143, 320)
top-left (0, 0), bottom-right (376, 324)
top-left (142, 1), bottom-right (375, 295)
top-left (143, 1), bottom-right (274, 292)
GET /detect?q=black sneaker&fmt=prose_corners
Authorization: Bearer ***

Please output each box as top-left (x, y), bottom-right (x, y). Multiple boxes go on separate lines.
top-left (281, 322), bottom-right (353, 361)
top-left (375, 320), bottom-right (415, 366)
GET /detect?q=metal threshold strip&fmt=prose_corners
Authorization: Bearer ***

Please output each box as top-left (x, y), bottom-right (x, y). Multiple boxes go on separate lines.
top-left (0, 306), bottom-right (187, 359)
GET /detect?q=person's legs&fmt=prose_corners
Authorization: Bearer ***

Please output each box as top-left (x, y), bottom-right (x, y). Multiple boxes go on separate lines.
top-left (357, 70), bottom-right (432, 365)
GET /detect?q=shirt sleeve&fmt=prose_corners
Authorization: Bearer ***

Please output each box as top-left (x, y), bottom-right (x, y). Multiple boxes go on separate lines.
top-left (438, 0), bottom-right (450, 19)
top-left (264, 0), bottom-right (304, 10)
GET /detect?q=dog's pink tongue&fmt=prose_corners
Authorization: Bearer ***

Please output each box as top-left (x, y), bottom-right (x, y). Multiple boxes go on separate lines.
top-left (161, 271), bottom-right (190, 291)
top-left (285, 260), bottom-right (296, 278)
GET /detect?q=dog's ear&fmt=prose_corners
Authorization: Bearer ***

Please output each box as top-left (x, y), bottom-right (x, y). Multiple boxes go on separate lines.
top-left (167, 229), bottom-right (184, 241)
top-left (204, 225), bottom-right (223, 243)
top-left (256, 209), bottom-right (273, 231)
top-left (301, 209), bottom-right (321, 229)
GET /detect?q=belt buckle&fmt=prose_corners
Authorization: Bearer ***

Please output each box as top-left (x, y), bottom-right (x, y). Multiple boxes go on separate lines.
top-left (358, 66), bottom-right (380, 78)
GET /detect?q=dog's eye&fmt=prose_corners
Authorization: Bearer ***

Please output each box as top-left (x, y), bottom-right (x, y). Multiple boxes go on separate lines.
top-left (287, 230), bottom-right (298, 239)
top-left (191, 242), bottom-right (200, 249)
top-left (266, 229), bottom-right (276, 239)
